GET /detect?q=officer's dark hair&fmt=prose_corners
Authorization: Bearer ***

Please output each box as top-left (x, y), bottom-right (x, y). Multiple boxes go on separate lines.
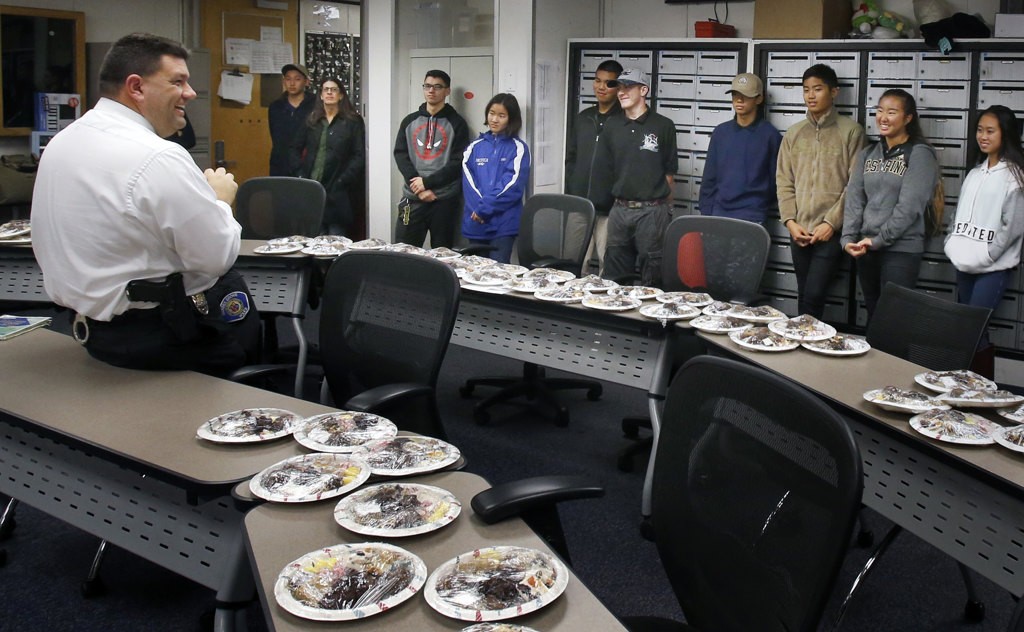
top-left (802, 63), bottom-right (838, 90)
top-left (424, 69), bottom-right (451, 89)
top-left (99, 33), bottom-right (190, 98)
top-left (484, 93), bottom-right (523, 138)
top-left (596, 60), bottom-right (623, 75)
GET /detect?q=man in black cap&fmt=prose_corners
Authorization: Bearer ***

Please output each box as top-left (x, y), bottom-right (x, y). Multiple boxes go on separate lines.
top-left (268, 63), bottom-right (314, 176)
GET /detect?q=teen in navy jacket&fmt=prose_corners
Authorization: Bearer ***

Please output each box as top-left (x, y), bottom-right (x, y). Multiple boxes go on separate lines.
top-left (461, 93), bottom-right (531, 264)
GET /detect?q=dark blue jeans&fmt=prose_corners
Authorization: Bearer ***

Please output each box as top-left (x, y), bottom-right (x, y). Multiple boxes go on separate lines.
top-left (856, 249), bottom-right (923, 323)
top-left (469, 235), bottom-right (516, 264)
top-left (957, 268), bottom-right (1010, 348)
top-left (789, 238), bottom-right (843, 319)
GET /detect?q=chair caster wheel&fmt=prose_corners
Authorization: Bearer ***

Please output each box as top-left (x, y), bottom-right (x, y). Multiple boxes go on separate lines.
top-left (0, 518), bottom-right (15, 541)
top-left (459, 385), bottom-right (474, 398)
top-left (964, 599), bottom-right (985, 622)
top-left (555, 408), bottom-right (570, 427)
top-left (473, 408), bottom-right (490, 425)
top-left (639, 517), bottom-right (655, 542)
top-left (587, 385), bottom-right (603, 401)
top-left (856, 529), bottom-right (874, 548)
top-left (617, 454), bottom-right (634, 473)
top-left (81, 577), bottom-right (106, 598)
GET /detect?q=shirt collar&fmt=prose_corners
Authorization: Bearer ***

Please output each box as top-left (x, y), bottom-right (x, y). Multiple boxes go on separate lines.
top-left (95, 97), bottom-right (156, 135)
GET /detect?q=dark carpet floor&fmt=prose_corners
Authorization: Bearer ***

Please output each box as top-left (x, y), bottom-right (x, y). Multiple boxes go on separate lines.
top-left (0, 307), bottom-right (1020, 631)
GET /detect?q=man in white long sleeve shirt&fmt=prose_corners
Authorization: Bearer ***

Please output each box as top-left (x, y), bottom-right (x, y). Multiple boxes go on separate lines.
top-left (31, 33), bottom-right (259, 375)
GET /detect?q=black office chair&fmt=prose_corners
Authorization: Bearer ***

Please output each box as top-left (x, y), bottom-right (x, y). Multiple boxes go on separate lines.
top-left (459, 194), bottom-right (599, 426)
top-left (837, 282), bottom-right (993, 623)
top-left (623, 355), bottom-right (863, 632)
top-left (235, 176), bottom-right (326, 240)
top-left (618, 216), bottom-right (771, 472)
top-left (317, 250), bottom-right (461, 440)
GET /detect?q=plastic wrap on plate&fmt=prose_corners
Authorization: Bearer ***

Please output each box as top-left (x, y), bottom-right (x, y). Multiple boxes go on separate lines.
top-left (915, 369), bottom-right (997, 393)
top-left (334, 483), bottom-right (461, 536)
top-left (701, 300), bottom-right (736, 315)
top-left (610, 285), bottom-right (663, 300)
top-left (909, 409), bottom-right (997, 445)
top-left (464, 268), bottom-right (515, 286)
top-left (250, 453), bottom-right (369, 502)
top-left (349, 237), bottom-right (388, 250)
top-left (293, 411), bottom-right (397, 452)
top-left (275, 542), bottom-right (426, 620)
top-left (425, 546), bottom-right (568, 621)
top-left (360, 436), bottom-right (461, 476)
top-left (197, 407), bottom-right (300, 443)
top-left (534, 285), bottom-right (588, 303)
top-left (564, 274), bottom-right (618, 292)
top-left (657, 291), bottom-right (713, 306)
top-left (508, 275), bottom-right (561, 293)
top-left (427, 247), bottom-right (462, 260)
top-left (461, 625), bottom-right (540, 632)
top-left (523, 268), bottom-right (575, 282)
top-left (383, 242), bottom-right (429, 256)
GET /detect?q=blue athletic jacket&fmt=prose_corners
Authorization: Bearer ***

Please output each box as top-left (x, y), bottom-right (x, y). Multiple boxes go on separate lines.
top-left (461, 131), bottom-right (531, 240)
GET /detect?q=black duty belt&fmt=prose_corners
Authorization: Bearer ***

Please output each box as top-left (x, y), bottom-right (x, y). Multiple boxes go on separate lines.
top-left (616, 199), bottom-right (665, 209)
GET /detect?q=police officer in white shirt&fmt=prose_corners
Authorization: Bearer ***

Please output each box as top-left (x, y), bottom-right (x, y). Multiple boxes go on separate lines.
top-left (31, 33), bottom-right (259, 375)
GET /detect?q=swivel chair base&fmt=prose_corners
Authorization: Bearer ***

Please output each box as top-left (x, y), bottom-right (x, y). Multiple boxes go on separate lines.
top-left (460, 362), bottom-right (601, 426)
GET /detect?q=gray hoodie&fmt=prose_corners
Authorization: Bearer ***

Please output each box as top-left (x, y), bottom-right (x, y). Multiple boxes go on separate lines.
top-left (842, 140), bottom-right (938, 254)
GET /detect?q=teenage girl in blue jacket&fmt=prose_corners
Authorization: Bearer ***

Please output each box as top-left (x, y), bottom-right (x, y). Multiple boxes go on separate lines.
top-left (461, 93), bottom-right (531, 263)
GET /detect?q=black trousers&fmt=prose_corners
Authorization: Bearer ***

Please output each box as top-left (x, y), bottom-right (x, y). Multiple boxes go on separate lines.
top-left (394, 195), bottom-right (462, 249)
top-left (80, 274), bottom-right (261, 377)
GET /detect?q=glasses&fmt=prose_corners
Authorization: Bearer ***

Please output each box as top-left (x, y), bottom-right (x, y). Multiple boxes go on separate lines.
top-left (422, 83), bottom-right (447, 91)
top-left (322, 86), bottom-right (340, 94)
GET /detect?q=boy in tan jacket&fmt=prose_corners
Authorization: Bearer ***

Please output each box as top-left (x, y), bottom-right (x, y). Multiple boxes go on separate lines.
top-left (777, 64), bottom-right (865, 319)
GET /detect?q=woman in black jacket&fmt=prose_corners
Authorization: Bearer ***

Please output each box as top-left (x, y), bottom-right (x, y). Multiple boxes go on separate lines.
top-left (293, 77), bottom-right (364, 235)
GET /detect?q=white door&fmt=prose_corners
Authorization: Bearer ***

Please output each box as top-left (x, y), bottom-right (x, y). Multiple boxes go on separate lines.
top-left (409, 54), bottom-right (492, 128)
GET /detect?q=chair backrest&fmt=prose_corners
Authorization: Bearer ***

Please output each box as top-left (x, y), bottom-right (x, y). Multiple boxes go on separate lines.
top-left (866, 283), bottom-right (992, 370)
top-left (236, 177), bottom-right (326, 240)
top-left (652, 355), bottom-right (863, 632)
top-left (319, 250), bottom-right (460, 434)
top-left (517, 194), bottom-right (595, 274)
top-left (661, 216), bottom-right (770, 301)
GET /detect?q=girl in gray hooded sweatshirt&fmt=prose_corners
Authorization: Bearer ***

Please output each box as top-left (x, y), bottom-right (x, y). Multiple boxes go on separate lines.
top-left (944, 105), bottom-right (1024, 343)
top-left (842, 89), bottom-right (938, 322)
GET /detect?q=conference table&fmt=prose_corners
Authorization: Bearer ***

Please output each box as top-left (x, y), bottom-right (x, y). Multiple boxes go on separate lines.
top-left (0, 328), bottom-right (331, 631)
top-left (696, 331), bottom-right (1024, 601)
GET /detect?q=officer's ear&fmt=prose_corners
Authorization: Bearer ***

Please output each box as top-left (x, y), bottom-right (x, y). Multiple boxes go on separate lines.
top-left (640, 85), bottom-right (650, 98)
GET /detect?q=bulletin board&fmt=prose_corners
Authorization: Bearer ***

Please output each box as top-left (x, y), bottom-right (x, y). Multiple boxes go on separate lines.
top-left (220, 12), bottom-right (286, 68)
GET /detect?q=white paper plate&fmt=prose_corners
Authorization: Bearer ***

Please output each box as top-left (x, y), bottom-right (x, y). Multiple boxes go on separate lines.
top-left (0, 236), bottom-right (31, 245)
top-left (249, 453), bottom-right (370, 502)
top-left (702, 301), bottom-right (737, 316)
top-left (508, 276), bottom-right (562, 293)
top-left (524, 268), bottom-right (575, 282)
top-left (612, 286), bottom-right (663, 301)
top-left (307, 235), bottom-right (352, 247)
top-left (428, 247), bottom-right (462, 260)
top-left (463, 269), bottom-right (515, 286)
top-left (349, 238), bottom-right (388, 250)
top-left (639, 302), bottom-right (700, 321)
top-left (689, 315), bottom-right (752, 334)
top-left (657, 291), bottom-right (713, 306)
top-left (274, 542), bottom-right (426, 621)
top-left (268, 235), bottom-right (310, 246)
top-left (934, 390), bottom-right (1024, 409)
top-left (564, 275), bottom-right (618, 292)
top-left (725, 305), bottom-right (788, 322)
top-left (728, 327), bottom-right (799, 352)
top-left (914, 370), bottom-right (998, 393)
top-left (908, 410), bottom-right (998, 445)
top-left (359, 436), bottom-right (461, 476)
top-left (254, 243), bottom-right (304, 255)
top-left (196, 407), bottom-right (301, 443)
top-left (301, 244), bottom-right (348, 257)
top-left (862, 388), bottom-right (950, 414)
top-left (383, 243), bottom-right (429, 256)
top-left (581, 294), bottom-right (642, 311)
top-left (534, 286), bottom-right (588, 303)
top-left (461, 625), bottom-right (541, 632)
top-left (293, 411), bottom-right (398, 452)
top-left (333, 482), bottom-right (461, 537)
top-left (801, 335), bottom-right (871, 356)
top-left (767, 316), bottom-right (837, 342)
top-left (992, 424), bottom-right (1024, 454)
top-left (998, 403), bottom-right (1024, 424)
top-left (0, 220), bottom-right (30, 238)
top-left (424, 546), bottom-right (569, 622)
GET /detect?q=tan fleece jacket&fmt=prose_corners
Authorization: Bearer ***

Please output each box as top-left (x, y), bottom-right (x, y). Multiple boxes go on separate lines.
top-left (776, 108), bottom-right (865, 231)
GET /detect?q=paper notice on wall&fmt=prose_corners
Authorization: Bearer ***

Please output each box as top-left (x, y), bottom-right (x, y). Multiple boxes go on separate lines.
top-left (251, 41), bottom-right (293, 74)
top-left (224, 38), bottom-right (253, 66)
top-left (218, 71), bottom-right (254, 104)
top-left (260, 26), bottom-right (282, 42)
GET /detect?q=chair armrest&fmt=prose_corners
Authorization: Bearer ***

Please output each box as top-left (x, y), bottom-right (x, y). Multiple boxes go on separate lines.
top-left (454, 244), bottom-right (497, 256)
top-left (530, 257), bottom-right (580, 272)
top-left (471, 475), bottom-right (604, 524)
top-left (228, 363), bottom-right (292, 384)
top-left (345, 382), bottom-right (433, 413)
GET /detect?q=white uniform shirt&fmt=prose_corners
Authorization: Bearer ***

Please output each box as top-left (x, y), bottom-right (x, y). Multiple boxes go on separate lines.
top-left (31, 98), bottom-right (241, 321)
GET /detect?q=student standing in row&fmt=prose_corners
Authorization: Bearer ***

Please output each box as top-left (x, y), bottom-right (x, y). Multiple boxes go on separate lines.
top-left (393, 70), bottom-right (470, 248)
top-left (565, 59), bottom-right (623, 274)
top-left (842, 89), bottom-right (938, 322)
top-left (777, 64), bottom-right (865, 319)
top-left (294, 78), bottom-right (365, 236)
top-left (699, 72), bottom-right (781, 225)
top-left (945, 105), bottom-right (1024, 372)
top-left (462, 93), bottom-right (531, 264)
top-left (268, 63), bottom-right (314, 177)
top-left (601, 69), bottom-right (678, 286)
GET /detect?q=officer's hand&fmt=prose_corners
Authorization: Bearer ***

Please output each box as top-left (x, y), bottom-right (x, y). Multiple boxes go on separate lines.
top-left (205, 167), bottom-right (238, 205)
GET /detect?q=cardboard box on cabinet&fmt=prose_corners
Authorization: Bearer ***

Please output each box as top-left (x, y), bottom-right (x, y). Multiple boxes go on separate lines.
top-left (754, 0), bottom-right (852, 39)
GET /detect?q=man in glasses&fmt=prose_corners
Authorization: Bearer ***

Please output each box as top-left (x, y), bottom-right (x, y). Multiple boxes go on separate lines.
top-left (565, 59), bottom-right (623, 275)
top-left (393, 70), bottom-right (470, 248)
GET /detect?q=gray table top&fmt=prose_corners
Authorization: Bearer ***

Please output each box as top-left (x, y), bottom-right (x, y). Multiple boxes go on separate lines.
top-left (244, 470), bottom-right (627, 631)
top-left (0, 329), bottom-right (326, 487)
top-left (699, 331), bottom-right (1024, 495)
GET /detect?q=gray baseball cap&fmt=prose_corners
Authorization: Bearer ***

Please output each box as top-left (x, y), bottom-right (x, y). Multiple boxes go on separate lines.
top-left (616, 68), bottom-right (649, 88)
